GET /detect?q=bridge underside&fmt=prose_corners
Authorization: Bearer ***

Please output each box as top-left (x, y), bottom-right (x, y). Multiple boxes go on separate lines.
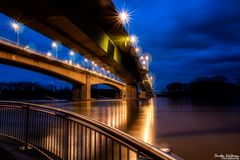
top-left (0, 0), bottom-right (153, 98)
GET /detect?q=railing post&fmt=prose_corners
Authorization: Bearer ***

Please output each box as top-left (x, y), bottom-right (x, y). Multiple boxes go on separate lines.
top-left (63, 114), bottom-right (69, 160)
top-left (20, 105), bottom-right (31, 151)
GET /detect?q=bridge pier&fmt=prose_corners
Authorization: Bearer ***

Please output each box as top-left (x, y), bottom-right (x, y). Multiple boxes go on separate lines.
top-left (126, 84), bottom-right (138, 100)
top-left (72, 83), bottom-right (91, 101)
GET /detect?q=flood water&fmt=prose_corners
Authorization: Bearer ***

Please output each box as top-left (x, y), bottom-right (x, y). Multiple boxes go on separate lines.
top-left (39, 97), bottom-right (240, 160)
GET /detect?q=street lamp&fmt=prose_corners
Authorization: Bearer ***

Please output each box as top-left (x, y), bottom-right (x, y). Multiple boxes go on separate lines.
top-left (130, 35), bottom-right (138, 46)
top-left (84, 58), bottom-right (88, 69)
top-left (11, 22), bottom-right (22, 45)
top-left (69, 50), bottom-right (74, 64)
top-left (118, 10), bottom-right (130, 25)
top-left (51, 42), bottom-right (58, 59)
top-left (135, 47), bottom-right (140, 53)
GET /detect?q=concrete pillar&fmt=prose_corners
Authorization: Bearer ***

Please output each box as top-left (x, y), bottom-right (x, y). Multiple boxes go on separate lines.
top-left (81, 83), bottom-right (91, 100)
top-left (72, 74), bottom-right (91, 101)
top-left (126, 84), bottom-right (138, 100)
top-left (72, 83), bottom-right (82, 101)
top-left (114, 90), bottom-right (122, 99)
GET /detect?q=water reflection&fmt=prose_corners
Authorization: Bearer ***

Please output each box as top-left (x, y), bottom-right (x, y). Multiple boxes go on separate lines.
top-left (50, 100), bottom-right (156, 145)
top-left (42, 98), bottom-right (240, 160)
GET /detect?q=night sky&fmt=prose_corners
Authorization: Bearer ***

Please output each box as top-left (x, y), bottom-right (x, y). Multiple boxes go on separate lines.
top-left (1, 0), bottom-right (240, 90)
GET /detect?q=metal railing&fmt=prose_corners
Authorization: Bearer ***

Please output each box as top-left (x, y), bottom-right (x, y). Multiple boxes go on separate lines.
top-left (0, 101), bottom-right (176, 160)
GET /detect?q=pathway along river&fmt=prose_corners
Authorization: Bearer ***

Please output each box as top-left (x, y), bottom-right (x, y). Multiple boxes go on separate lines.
top-left (36, 97), bottom-right (240, 160)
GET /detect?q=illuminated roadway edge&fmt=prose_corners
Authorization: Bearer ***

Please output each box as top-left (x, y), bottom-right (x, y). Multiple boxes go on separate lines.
top-left (0, 37), bottom-right (126, 88)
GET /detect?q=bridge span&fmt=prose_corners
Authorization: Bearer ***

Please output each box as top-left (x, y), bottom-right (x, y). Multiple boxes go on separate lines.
top-left (0, 37), bottom-right (127, 100)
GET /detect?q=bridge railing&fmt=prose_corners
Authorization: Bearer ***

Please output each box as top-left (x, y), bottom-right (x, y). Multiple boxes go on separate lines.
top-left (0, 101), bottom-right (176, 160)
top-left (0, 37), bottom-right (125, 85)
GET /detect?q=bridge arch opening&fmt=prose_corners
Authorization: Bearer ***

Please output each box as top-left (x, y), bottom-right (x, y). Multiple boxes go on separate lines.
top-left (0, 64), bottom-right (73, 100)
top-left (91, 83), bottom-right (122, 99)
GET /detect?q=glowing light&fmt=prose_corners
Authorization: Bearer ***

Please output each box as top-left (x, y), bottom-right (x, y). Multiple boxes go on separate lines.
top-left (146, 55), bottom-right (149, 61)
top-left (24, 45), bottom-right (29, 49)
top-left (11, 22), bottom-right (20, 32)
top-left (69, 50), bottom-right (74, 56)
top-left (118, 10), bottom-right (130, 25)
top-left (84, 58), bottom-right (88, 62)
top-left (130, 35), bottom-right (137, 44)
top-left (142, 61), bottom-right (146, 65)
top-left (135, 47), bottom-right (140, 53)
top-left (51, 42), bottom-right (57, 48)
top-left (10, 21), bottom-right (24, 45)
top-left (47, 52), bottom-right (52, 57)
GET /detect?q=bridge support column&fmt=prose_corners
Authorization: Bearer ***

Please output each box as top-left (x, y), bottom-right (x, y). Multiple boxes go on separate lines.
top-left (72, 83), bottom-right (91, 101)
top-left (72, 84), bottom-right (82, 101)
top-left (81, 83), bottom-right (91, 100)
top-left (72, 75), bottom-right (91, 101)
top-left (126, 84), bottom-right (138, 100)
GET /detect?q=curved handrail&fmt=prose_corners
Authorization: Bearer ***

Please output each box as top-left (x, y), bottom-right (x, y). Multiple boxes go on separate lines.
top-left (0, 101), bottom-right (176, 160)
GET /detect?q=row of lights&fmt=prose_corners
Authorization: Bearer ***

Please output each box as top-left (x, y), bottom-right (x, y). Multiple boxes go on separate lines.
top-left (8, 20), bottom-right (123, 84)
top-left (46, 42), bottom-right (123, 82)
top-left (8, 10), bottom-right (153, 87)
top-left (118, 9), bottom-right (154, 88)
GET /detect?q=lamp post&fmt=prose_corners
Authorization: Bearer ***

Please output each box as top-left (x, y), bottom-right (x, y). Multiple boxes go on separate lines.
top-left (51, 42), bottom-right (58, 59)
top-left (84, 58), bottom-right (89, 69)
top-left (69, 50), bottom-right (74, 64)
top-left (11, 22), bottom-right (21, 45)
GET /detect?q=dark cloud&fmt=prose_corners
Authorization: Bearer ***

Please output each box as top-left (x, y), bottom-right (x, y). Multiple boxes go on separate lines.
top-left (127, 0), bottom-right (240, 89)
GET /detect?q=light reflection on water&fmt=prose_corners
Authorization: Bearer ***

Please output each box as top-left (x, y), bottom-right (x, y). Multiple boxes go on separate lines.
top-left (41, 98), bottom-right (240, 160)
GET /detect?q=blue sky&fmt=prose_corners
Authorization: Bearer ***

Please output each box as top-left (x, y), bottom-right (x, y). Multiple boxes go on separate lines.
top-left (114, 0), bottom-right (240, 89)
top-left (1, 0), bottom-right (240, 90)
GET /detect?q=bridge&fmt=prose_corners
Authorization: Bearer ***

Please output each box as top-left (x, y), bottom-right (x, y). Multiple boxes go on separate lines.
top-left (0, 37), bottom-right (126, 100)
top-left (0, 0), bottom-right (153, 99)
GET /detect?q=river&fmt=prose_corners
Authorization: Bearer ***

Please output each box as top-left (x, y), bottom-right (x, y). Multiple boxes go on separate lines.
top-left (37, 97), bottom-right (240, 160)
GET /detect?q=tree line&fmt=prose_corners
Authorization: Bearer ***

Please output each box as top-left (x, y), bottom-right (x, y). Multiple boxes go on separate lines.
top-left (158, 76), bottom-right (240, 99)
top-left (0, 82), bottom-right (72, 100)
top-left (0, 82), bottom-right (120, 100)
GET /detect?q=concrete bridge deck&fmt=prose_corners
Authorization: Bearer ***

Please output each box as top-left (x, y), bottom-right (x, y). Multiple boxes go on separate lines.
top-left (0, 37), bottom-right (136, 100)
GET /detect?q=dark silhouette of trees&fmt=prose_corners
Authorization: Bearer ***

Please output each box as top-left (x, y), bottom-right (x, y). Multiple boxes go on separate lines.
top-left (159, 76), bottom-right (240, 98)
top-left (0, 82), bottom-right (72, 100)
top-left (0, 82), bottom-right (121, 100)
